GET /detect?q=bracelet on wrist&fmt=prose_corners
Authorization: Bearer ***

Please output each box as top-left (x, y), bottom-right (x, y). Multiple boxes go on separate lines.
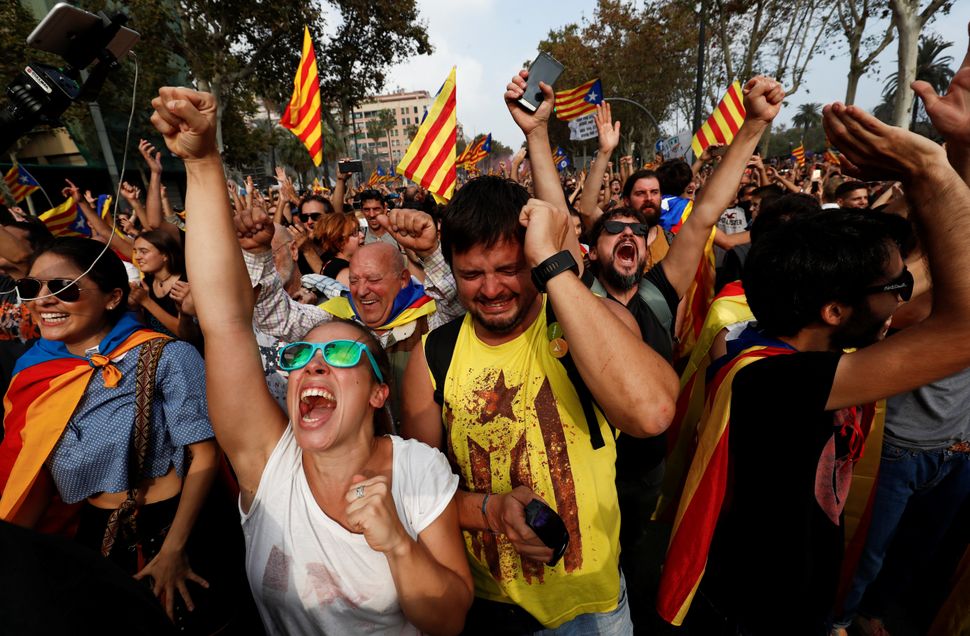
top-left (481, 493), bottom-right (494, 533)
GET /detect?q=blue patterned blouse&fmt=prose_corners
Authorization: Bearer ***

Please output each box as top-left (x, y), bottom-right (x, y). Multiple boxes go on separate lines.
top-left (45, 340), bottom-right (214, 504)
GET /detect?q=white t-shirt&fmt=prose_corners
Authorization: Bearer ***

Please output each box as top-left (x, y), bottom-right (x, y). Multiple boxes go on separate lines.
top-left (241, 428), bottom-right (459, 635)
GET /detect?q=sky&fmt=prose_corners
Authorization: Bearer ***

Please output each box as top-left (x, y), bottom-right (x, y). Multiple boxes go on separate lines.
top-left (382, 0), bottom-right (970, 151)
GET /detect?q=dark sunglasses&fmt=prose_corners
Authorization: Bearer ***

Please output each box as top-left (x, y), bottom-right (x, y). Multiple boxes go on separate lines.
top-left (301, 213), bottom-right (322, 221)
top-left (15, 277), bottom-right (87, 302)
top-left (277, 340), bottom-right (384, 382)
top-left (863, 266), bottom-right (914, 302)
top-left (603, 220), bottom-right (649, 236)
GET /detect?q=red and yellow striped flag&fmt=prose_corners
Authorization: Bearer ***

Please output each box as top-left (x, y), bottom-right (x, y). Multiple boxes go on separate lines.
top-left (397, 67), bottom-right (457, 204)
top-left (3, 165), bottom-right (40, 203)
top-left (280, 27), bottom-right (324, 167)
top-left (792, 143), bottom-right (806, 166)
top-left (824, 148), bottom-right (840, 167)
top-left (691, 81), bottom-right (746, 158)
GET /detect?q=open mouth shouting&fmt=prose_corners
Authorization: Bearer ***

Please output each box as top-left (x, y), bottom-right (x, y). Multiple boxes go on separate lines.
top-left (299, 385), bottom-right (337, 426)
top-left (613, 239), bottom-right (639, 272)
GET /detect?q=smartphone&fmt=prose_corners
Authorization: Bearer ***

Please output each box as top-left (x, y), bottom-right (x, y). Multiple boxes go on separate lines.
top-left (811, 169), bottom-right (822, 181)
top-left (519, 52), bottom-right (564, 112)
top-left (28, 3), bottom-right (140, 62)
top-left (524, 499), bottom-right (569, 566)
top-left (338, 159), bottom-right (363, 174)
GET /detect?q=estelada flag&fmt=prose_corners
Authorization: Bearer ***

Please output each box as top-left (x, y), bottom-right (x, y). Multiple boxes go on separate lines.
top-left (554, 78), bottom-right (602, 122)
top-left (3, 165), bottom-right (41, 203)
top-left (280, 26), bottom-right (324, 167)
top-left (691, 81), bottom-right (746, 158)
top-left (38, 199), bottom-right (91, 238)
top-left (458, 133), bottom-right (491, 168)
top-left (397, 67), bottom-right (457, 204)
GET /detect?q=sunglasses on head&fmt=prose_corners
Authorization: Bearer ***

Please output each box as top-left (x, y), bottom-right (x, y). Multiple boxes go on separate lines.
top-left (603, 220), bottom-right (650, 236)
top-left (863, 266), bottom-right (914, 302)
top-left (277, 340), bottom-right (384, 382)
top-left (15, 277), bottom-right (86, 302)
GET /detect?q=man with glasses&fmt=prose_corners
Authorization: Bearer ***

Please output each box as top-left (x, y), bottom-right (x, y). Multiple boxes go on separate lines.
top-left (666, 97), bottom-right (970, 634)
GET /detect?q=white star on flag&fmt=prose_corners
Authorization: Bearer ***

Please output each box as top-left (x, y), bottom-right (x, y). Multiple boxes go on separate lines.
top-left (585, 90), bottom-right (598, 103)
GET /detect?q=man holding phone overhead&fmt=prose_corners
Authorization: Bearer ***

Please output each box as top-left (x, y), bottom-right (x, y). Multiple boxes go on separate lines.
top-left (402, 64), bottom-right (678, 635)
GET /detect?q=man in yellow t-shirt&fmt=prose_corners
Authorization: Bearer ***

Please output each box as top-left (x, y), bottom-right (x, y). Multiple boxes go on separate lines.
top-left (402, 76), bottom-right (680, 631)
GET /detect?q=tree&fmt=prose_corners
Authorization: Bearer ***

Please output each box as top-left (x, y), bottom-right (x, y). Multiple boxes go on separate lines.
top-left (888, 0), bottom-right (953, 128)
top-left (792, 103), bottom-right (823, 133)
top-left (882, 33), bottom-right (955, 130)
top-left (539, 0), bottom-right (696, 160)
top-left (831, 0), bottom-right (896, 104)
top-left (158, 0), bottom-right (430, 155)
top-left (365, 109), bottom-right (397, 168)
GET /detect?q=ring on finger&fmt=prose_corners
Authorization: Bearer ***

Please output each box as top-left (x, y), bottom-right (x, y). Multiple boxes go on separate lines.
top-left (355, 485), bottom-right (365, 499)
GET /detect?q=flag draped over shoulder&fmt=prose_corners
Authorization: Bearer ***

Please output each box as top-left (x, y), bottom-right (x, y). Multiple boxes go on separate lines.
top-left (674, 228), bottom-right (717, 361)
top-left (792, 143), bottom-right (806, 166)
top-left (38, 199), bottom-right (91, 238)
top-left (280, 26), bottom-right (324, 167)
top-left (3, 165), bottom-right (40, 203)
top-left (657, 338), bottom-right (796, 626)
top-left (397, 67), bottom-right (457, 204)
top-left (659, 281), bottom-right (753, 521)
top-left (691, 81), bottom-right (746, 157)
top-left (554, 78), bottom-right (602, 122)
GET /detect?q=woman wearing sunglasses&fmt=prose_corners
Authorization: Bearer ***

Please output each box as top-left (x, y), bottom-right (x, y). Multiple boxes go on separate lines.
top-left (313, 212), bottom-right (362, 286)
top-left (0, 237), bottom-right (238, 631)
top-left (158, 88), bottom-right (472, 635)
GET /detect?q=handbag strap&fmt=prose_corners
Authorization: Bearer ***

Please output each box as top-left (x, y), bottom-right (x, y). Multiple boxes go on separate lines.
top-left (100, 337), bottom-right (171, 557)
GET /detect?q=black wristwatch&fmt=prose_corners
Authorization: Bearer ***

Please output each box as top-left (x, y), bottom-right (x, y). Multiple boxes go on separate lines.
top-left (531, 250), bottom-right (579, 292)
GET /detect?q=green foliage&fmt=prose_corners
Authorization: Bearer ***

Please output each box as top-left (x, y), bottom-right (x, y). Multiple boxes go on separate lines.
top-left (538, 0), bottom-right (696, 161)
top-left (791, 103), bottom-right (822, 133)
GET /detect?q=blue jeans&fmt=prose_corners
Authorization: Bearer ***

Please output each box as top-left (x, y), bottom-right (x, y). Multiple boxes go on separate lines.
top-left (531, 574), bottom-right (633, 636)
top-left (833, 441), bottom-right (970, 627)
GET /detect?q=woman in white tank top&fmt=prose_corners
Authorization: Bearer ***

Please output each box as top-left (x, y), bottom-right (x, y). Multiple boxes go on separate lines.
top-left (160, 86), bottom-right (473, 636)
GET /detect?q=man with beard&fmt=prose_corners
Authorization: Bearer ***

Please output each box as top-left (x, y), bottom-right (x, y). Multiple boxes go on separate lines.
top-left (664, 100), bottom-right (970, 635)
top-left (402, 70), bottom-right (679, 634)
top-left (578, 77), bottom-right (783, 630)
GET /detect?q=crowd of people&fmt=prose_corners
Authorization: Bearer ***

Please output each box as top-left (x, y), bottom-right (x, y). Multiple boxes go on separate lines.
top-left (0, 27), bottom-right (968, 636)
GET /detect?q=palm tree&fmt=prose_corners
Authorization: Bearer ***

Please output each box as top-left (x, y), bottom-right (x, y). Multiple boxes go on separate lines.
top-left (791, 103), bottom-right (822, 134)
top-left (882, 34), bottom-right (955, 130)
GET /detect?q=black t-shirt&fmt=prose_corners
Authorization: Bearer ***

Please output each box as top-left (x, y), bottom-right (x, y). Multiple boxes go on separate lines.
top-left (705, 350), bottom-right (846, 634)
top-left (587, 264), bottom-right (680, 482)
top-left (320, 256), bottom-right (349, 279)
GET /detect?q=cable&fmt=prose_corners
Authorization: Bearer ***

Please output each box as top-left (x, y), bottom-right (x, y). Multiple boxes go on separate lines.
top-left (16, 51), bottom-right (138, 302)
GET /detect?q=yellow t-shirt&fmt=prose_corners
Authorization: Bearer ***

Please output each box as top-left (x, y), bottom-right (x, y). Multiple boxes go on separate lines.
top-left (428, 297), bottom-right (621, 628)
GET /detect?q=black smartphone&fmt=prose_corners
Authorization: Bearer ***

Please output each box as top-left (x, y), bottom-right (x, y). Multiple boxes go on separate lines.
top-left (519, 52), bottom-right (564, 112)
top-left (338, 159), bottom-right (363, 174)
top-left (524, 499), bottom-right (569, 566)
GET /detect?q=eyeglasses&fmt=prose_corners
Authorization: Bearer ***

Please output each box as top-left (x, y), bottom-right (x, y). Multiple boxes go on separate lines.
top-left (602, 220), bottom-right (650, 236)
top-left (301, 213), bottom-right (322, 221)
top-left (277, 340), bottom-right (384, 383)
top-left (15, 277), bottom-right (88, 302)
top-left (863, 267), bottom-right (914, 302)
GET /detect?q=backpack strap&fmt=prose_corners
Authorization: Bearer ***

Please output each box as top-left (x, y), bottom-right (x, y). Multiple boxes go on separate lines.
top-left (425, 314), bottom-right (465, 408)
top-left (101, 337), bottom-right (171, 557)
